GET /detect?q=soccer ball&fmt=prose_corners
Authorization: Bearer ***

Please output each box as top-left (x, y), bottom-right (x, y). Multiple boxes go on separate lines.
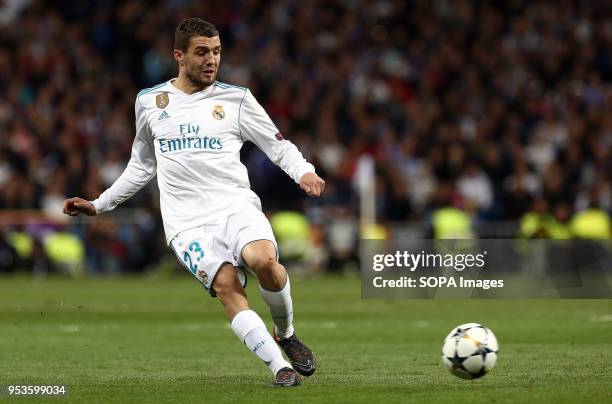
top-left (441, 323), bottom-right (498, 379)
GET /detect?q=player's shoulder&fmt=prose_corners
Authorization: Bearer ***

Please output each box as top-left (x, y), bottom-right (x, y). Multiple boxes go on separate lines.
top-left (213, 81), bottom-right (250, 98)
top-left (210, 81), bottom-right (250, 105)
top-left (136, 81), bottom-right (171, 109)
top-left (212, 80), bottom-right (248, 93)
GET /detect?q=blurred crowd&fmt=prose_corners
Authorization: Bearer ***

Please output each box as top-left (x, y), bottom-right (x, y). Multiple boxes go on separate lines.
top-left (0, 0), bottom-right (610, 274)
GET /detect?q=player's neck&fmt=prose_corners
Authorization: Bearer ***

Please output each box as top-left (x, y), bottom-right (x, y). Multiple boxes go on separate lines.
top-left (172, 75), bottom-right (211, 95)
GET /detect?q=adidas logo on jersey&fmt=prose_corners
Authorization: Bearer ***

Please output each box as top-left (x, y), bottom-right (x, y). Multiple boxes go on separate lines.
top-left (158, 110), bottom-right (170, 120)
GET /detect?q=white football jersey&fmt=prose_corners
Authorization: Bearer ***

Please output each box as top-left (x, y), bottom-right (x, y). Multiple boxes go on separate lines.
top-left (91, 80), bottom-right (315, 243)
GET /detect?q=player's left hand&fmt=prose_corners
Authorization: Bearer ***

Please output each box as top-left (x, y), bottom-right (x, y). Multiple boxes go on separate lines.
top-left (300, 172), bottom-right (325, 197)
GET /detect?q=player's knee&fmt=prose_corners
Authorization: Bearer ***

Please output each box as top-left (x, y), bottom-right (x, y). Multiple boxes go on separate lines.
top-left (213, 266), bottom-right (243, 300)
top-left (249, 253), bottom-right (278, 275)
top-left (253, 257), bottom-right (287, 290)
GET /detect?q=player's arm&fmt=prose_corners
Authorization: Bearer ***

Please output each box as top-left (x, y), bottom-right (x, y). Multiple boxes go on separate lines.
top-left (238, 89), bottom-right (325, 197)
top-left (62, 98), bottom-right (157, 217)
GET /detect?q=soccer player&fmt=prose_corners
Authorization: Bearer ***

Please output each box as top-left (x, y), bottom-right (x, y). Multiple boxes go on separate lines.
top-left (62, 18), bottom-right (324, 387)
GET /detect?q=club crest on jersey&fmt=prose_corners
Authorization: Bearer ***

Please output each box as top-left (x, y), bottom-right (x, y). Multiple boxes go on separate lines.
top-left (197, 270), bottom-right (208, 284)
top-left (212, 105), bottom-right (225, 120)
top-left (156, 92), bottom-right (170, 109)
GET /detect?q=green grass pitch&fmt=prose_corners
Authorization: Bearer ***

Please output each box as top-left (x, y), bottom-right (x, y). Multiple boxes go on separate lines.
top-left (0, 275), bottom-right (610, 403)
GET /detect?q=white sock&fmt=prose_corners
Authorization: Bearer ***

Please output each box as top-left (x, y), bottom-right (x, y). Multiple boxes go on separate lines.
top-left (230, 309), bottom-right (291, 375)
top-left (259, 274), bottom-right (295, 339)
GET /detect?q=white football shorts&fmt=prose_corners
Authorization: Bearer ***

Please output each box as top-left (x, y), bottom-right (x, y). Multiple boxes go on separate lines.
top-left (170, 205), bottom-right (278, 297)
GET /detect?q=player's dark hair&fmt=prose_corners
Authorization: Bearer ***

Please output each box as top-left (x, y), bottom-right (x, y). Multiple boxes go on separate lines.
top-left (174, 18), bottom-right (219, 52)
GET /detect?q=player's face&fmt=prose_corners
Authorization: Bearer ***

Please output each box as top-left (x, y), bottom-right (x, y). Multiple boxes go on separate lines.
top-left (181, 36), bottom-right (221, 87)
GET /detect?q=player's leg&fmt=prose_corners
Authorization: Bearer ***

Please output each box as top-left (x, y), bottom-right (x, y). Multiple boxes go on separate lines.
top-left (241, 239), bottom-right (316, 377)
top-left (171, 227), bottom-right (299, 386)
top-left (212, 264), bottom-right (299, 386)
top-left (241, 240), bottom-right (294, 335)
top-left (212, 262), bottom-right (249, 320)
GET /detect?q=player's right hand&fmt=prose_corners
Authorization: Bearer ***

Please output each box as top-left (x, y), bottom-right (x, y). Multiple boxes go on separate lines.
top-left (62, 197), bottom-right (97, 217)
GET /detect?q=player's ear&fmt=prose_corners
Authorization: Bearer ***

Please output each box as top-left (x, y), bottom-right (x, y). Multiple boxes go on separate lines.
top-left (173, 49), bottom-right (184, 66)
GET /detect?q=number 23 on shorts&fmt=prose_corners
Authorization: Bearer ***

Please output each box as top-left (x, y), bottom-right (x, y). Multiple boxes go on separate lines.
top-left (182, 241), bottom-right (204, 275)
